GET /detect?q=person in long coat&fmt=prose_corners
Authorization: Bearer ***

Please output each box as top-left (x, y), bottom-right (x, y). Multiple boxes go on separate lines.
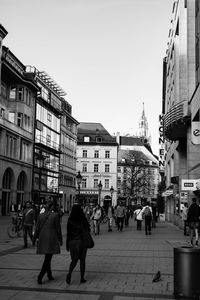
top-left (32, 200), bottom-right (63, 284)
top-left (66, 204), bottom-right (90, 284)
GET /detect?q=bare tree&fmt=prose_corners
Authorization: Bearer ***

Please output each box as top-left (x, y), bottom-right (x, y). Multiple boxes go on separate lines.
top-left (119, 150), bottom-right (153, 199)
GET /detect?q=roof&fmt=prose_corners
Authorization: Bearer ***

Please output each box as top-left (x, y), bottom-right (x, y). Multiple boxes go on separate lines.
top-left (77, 122), bottom-right (118, 145)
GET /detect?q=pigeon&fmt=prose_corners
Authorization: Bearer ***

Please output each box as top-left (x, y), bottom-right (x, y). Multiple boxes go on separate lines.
top-left (152, 271), bottom-right (161, 282)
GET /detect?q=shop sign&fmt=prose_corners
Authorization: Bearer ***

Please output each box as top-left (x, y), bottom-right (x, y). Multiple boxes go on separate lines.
top-left (191, 121), bottom-right (200, 144)
top-left (181, 179), bottom-right (199, 191)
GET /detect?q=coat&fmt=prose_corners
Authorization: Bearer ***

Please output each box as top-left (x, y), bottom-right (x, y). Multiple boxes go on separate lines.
top-left (33, 210), bottom-right (63, 254)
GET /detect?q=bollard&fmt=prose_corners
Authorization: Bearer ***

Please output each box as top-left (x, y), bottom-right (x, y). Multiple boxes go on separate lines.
top-left (174, 246), bottom-right (200, 298)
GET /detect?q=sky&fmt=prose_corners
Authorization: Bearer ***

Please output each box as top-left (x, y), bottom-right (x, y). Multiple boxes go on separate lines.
top-left (1, 0), bottom-right (174, 155)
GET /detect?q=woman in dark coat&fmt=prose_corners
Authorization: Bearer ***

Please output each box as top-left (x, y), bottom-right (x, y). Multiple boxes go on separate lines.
top-left (32, 200), bottom-right (63, 284)
top-left (66, 204), bottom-right (90, 284)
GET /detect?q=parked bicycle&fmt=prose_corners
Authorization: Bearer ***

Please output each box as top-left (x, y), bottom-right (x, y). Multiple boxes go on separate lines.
top-left (7, 211), bottom-right (23, 238)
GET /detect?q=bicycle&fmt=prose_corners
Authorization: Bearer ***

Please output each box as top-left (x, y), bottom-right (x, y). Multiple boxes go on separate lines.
top-left (7, 212), bottom-right (23, 238)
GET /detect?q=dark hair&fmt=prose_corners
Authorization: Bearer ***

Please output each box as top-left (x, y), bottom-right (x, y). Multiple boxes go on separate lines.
top-left (69, 204), bottom-right (87, 223)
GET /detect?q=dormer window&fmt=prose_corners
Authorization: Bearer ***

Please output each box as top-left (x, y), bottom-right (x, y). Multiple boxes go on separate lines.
top-left (96, 136), bottom-right (102, 143)
top-left (84, 136), bottom-right (90, 142)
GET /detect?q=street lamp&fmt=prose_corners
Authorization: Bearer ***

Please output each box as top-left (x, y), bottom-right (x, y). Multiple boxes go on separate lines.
top-left (98, 180), bottom-right (102, 206)
top-left (110, 186), bottom-right (114, 205)
top-left (76, 171), bottom-right (82, 195)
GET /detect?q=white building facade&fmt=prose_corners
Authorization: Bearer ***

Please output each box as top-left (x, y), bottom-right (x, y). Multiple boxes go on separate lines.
top-left (76, 123), bottom-right (118, 208)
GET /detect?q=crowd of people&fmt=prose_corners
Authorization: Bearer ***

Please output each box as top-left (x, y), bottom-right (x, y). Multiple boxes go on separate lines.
top-left (9, 196), bottom-right (200, 286)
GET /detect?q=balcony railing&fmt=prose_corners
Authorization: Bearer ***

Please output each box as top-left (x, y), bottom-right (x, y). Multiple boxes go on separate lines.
top-left (35, 134), bottom-right (60, 153)
top-left (163, 100), bottom-right (190, 141)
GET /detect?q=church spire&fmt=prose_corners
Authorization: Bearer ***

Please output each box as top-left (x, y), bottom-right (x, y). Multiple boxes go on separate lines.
top-left (138, 102), bottom-right (150, 144)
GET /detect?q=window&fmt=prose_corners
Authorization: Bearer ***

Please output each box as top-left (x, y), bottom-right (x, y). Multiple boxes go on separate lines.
top-left (83, 150), bottom-right (87, 158)
top-left (105, 164), bottom-right (110, 173)
top-left (1, 81), bottom-right (6, 98)
top-left (47, 134), bottom-right (51, 143)
top-left (20, 140), bottom-right (29, 161)
top-left (8, 112), bottom-right (15, 123)
top-left (10, 86), bottom-right (16, 99)
top-left (96, 136), bottom-right (102, 143)
top-left (47, 113), bottom-right (52, 122)
top-left (82, 178), bottom-right (87, 188)
top-left (105, 179), bottom-right (109, 188)
top-left (94, 179), bottom-right (98, 188)
top-left (94, 164), bottom-right (99, 172)
top-left (94, 150), bottom-right (99, 158)
top-left (82, 164), bottom-right (87, 172)
top-left (84, 136), bottom-right (90, 142)
top-left (117, 166), bottom-right (121, 173)
top-left (18, 87), bottom-right (24, 101)
top-left (17, 113), bottom-right (23, 127)
top-left (105, 150), bottom-right (110, 158)
top-left (6, 134), bottom-right (17, 158)
top-left (0, 108), bottom-right (5, 118)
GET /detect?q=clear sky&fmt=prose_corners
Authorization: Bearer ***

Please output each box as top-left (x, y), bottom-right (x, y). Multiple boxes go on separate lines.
top-left (1, 0), bottom-right (174, 155)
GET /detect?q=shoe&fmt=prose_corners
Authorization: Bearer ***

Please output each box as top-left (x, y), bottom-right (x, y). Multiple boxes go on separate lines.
top-left (23, 245), bottom-right (28, 248)
top-left (47, 274), bottom-right (54, 280)
top-left (37, 276), bottom-right (42, 285)
top-left (190, 239), bottom-right (194, 246)
top-left (195, 241), bottom-right (198, 247)
top-left (66, 273), bottom-right (71, 285)
top-left (80, 278), bottom-right (87, 283)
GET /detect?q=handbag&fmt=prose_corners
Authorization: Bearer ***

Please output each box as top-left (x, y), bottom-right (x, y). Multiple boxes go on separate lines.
top-left (82, 229), bottom-right (94, 249)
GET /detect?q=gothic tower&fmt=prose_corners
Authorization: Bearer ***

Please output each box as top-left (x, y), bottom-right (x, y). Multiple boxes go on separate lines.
top-left (138, 102), bottom-right (151, 145)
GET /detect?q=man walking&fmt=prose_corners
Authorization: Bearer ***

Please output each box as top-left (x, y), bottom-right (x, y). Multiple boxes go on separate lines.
top-left (115, 202), bottom-right (126, 232)
top-left (187, 198), bottom-right (200, 247)
top-left (141, 201), bottom-right (152, 235)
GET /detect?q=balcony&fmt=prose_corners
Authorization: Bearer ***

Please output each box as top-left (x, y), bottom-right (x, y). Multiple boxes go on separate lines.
top-left (35, 134), bottom-right (61, 154)
top-left (163, 100), bottom-right (190, 141)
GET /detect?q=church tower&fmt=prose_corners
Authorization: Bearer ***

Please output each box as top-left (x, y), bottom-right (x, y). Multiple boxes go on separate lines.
top-left (138, 102), bottom-right (151, 145)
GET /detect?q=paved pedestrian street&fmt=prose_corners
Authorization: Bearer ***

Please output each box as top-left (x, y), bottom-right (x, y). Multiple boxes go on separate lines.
top-left (0, 216), bottom-right (190, 300)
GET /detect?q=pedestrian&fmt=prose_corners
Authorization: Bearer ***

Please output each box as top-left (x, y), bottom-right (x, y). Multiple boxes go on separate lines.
top-left (32, 200), bottom-right (63, 284)
top-left (181, 202), bottom-right (188, 236)
top-left (91, 204), bottom-right (101, 235)
top-left (125, 206), bottom-right (131, 227)
top-left (115, 202), bottom-right (126, 232)
top-left (141, 201), bottom-right (153, 235)
top-left (134, 205), bottom-right (143, 230)
top-left (151, 202), bottom-right (157, 228)
top-left (66, 204), bottom-right (90, 284)
top-left (107, 204), bottom-right (114, 232)
top-left (22, 201), bottom-right (35, 248)
top-left (187, 198), bottom-right (200, 246)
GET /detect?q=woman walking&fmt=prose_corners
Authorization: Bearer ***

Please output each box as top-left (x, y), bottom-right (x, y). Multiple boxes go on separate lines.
top-left (32, 200), bottom-right (63, 284)
top-left (66, 204), bottom-right (91, 284)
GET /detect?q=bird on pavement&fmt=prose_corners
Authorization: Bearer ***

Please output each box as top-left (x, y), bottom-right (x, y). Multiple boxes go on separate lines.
top-left (152, 271), bottom-right (161, 282)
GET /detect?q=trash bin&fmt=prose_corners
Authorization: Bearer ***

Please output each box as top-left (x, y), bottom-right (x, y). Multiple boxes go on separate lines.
top-left (174, 246), bottom-right (200, 298)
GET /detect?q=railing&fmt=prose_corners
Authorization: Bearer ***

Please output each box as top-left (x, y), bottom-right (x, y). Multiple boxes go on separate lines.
top-left (35, 134), bottom-right (60, 152)
top-left (3, 48), bottom-right (25, 76)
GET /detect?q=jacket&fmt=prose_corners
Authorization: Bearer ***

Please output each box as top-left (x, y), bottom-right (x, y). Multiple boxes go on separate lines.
top-left (33, 210), bottom-right (63, 254)
top-left (187, 203), bottom-right (200, 222)
top-left (66, 218), bottom-right (90, 250)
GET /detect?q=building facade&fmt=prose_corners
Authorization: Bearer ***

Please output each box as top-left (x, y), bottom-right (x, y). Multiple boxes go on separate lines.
top-left (76, 122), bottom-right (118, 207)
top-left (0, 25), bottom-right (39, 215)
top-left (59, 99), bottom-right (79, 212)
top-left (26, 67), bottom-right (65, 206)
top-left (162, 0), bottom-right (200, 225)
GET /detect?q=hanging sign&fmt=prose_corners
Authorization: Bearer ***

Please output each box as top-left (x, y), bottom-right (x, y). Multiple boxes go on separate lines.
top-left (191, 121), bottom-right (200, 144)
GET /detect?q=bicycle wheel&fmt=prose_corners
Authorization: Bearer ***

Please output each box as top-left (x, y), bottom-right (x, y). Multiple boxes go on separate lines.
top-left (7, 224), bottom-right (17, 238)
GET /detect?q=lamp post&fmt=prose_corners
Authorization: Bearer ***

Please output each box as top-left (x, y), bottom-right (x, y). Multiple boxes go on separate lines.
top-left (76, 171), bottom-right (82, 204)
top-left (110, 186), bottom-right (114, 205)
top-left (98, 180), bottom-right (102, 206)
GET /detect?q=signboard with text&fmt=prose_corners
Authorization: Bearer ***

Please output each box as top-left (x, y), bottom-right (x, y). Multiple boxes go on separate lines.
top-left (181, 179), bottom-right (198, 191)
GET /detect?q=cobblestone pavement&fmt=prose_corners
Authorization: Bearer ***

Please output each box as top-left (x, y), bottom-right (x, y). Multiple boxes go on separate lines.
top-left (0, 215), bottom-right (191, 300)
